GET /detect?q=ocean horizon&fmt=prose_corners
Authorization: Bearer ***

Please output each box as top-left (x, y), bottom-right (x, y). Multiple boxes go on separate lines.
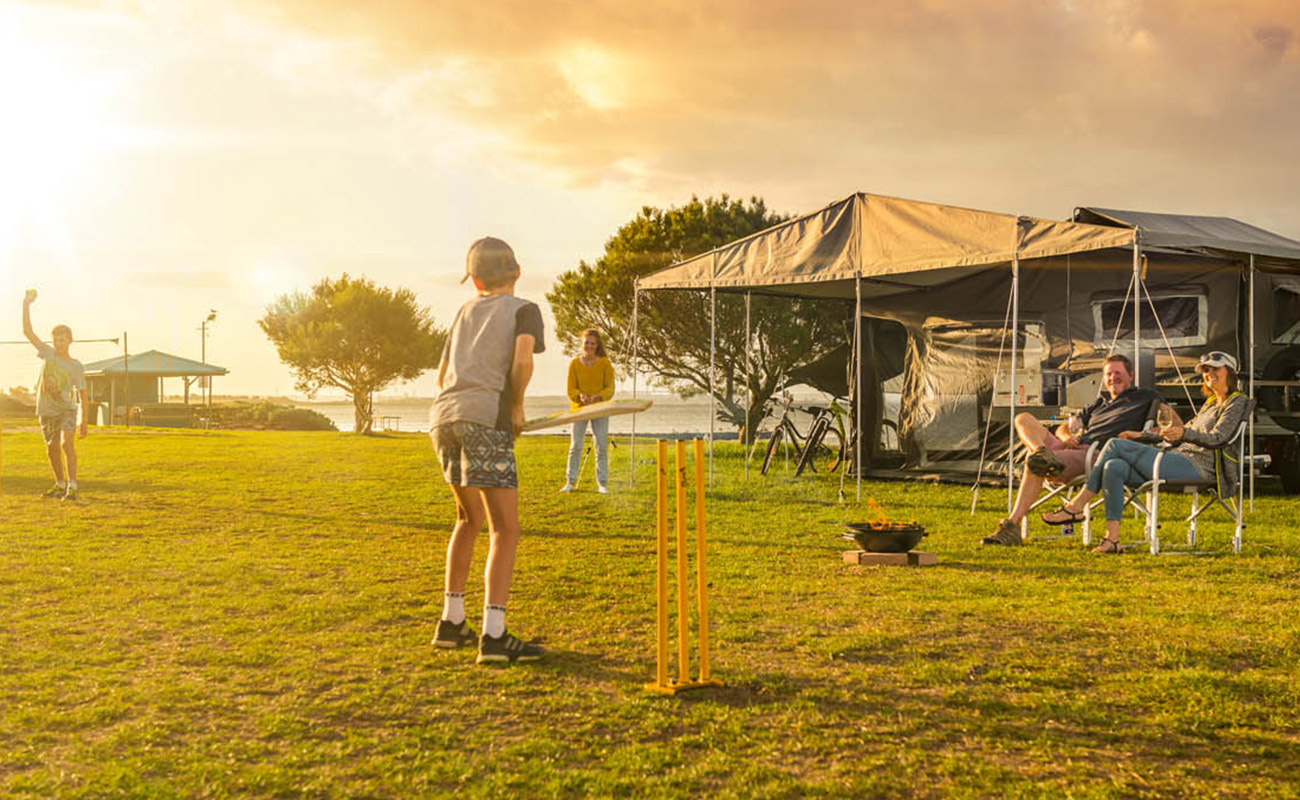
top-left (295, 393), bottom-right (759, 435)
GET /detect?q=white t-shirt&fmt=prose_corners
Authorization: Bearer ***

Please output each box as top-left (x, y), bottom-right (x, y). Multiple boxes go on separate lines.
top-left (35, 342), bottom-right (85, 417)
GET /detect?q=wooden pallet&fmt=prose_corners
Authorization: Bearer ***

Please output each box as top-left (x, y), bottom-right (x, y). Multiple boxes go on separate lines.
top-left (842, 550), bottom-right (937, 567)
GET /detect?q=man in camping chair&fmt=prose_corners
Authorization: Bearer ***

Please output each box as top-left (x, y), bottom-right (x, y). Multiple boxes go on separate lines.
top-left (982, 353), bottom-right (1162, 546)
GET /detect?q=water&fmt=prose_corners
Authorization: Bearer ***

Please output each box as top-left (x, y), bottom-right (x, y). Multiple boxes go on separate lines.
top-left (296, 394), bottom-right (732, 435)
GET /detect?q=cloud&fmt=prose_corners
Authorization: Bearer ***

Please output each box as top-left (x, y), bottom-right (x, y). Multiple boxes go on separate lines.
top-left (159, 0), bottom-right (1291, 194)
top-left (27, 0), bottom-right (1300, 226)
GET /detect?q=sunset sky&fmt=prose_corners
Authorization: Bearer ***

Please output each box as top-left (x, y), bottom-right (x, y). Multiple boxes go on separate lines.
top-left (2, 0), bottom-right (1298, 398)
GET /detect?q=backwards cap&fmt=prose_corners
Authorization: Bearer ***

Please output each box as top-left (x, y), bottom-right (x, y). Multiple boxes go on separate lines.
top-left (463, 237), bottom-right (520, 285)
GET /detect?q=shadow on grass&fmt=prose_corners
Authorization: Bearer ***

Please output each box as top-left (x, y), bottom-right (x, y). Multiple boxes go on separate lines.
top-left (0, 475), bottom-right (164, 497)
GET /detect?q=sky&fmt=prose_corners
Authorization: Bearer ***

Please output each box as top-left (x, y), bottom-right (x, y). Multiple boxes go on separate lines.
top-left (1, 0), bottom-right (1298, 398)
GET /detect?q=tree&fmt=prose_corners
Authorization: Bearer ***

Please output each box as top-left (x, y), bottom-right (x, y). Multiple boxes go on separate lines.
top-left (259, 274), bottom-right (446, 434)
top-left (547, 195), bottom-right (852, 436)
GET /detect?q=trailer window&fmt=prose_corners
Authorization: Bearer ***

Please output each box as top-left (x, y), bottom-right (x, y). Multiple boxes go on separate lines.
top-left (1092, 292), bottom-right (1206, 348)
top-left (1272, 285), bottom-right (1300, 344)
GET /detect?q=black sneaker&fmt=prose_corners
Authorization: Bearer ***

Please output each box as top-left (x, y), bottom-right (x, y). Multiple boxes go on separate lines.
top-left (62, 487), bottom-right (80, 502)
top-left (981, 518), bottom-right (1023, 546)
top-left (477, 631), bottom-right (545, 664)
top-left (432, 619), bottom-right (477, 649)
top-left (42, 484), bottom-right (66, 498)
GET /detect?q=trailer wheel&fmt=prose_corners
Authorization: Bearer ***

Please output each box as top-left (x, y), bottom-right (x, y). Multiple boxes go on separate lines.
top-left (1259, 349), bottom-right (1300, 432)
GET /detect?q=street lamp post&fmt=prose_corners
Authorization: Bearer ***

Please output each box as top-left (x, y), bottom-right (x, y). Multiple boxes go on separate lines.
top-left (200, 310), bottom-right (216, 428)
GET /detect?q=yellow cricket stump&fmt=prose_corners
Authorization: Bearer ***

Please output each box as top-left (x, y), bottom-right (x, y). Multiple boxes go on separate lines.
top-left (645, 438), bottom-right (723, 695)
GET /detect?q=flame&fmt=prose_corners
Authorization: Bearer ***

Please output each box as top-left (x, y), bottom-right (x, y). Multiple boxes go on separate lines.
top-left (864, 498), bottom-right (891, 525)
top-left (862, 498), bottom-right (919, 528)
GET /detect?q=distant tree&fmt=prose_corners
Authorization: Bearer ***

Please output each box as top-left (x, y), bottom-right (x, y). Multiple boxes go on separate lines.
top-left (7, 385), bottom-right (33, 402)
top-left (259, 274), bottom-right (446, 434)
top-left (547, 195), bottom-right (850, 435)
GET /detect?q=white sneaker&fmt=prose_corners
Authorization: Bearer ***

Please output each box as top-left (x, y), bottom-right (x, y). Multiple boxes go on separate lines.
top-left (597, 484), bottom-right (609, 494)
top-left (559, 483), bottom-right (574, 493)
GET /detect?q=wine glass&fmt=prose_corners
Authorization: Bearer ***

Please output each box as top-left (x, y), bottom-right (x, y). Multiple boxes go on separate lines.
top-left (1156, 405), bottom-right (1174, 433)
top-left (1066, 413), bottom-right (1082, 435)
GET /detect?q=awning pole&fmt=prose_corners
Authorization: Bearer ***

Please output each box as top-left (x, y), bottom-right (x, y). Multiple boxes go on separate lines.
top-left (1249, 254), bottom-right (1256, 510)
top-left (744, 291), bottom-right (751, 481)
top-left (1009, 252), bottom-right (1020, 515)
top-left (1132, 238), bottom-right (1142, 384)
top-left (855, 274), bottom-right (863, 503)
top-left (708, 254), bottom-right (717, 486)
top-left (630, 282), bottom-right (639, 488)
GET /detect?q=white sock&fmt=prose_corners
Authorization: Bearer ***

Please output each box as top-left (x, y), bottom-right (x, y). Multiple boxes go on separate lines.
top-left (483, 605), bottom-right (506, 638)
top-left (442, 592), bottom-right (465, 624)
top-left (67, 481), bottom-right (77, 490)
top-left (56, 480), bottom-right (67, 489)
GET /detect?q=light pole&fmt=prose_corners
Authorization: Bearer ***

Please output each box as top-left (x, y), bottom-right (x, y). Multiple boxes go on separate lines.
top-left (201, 310), bottom-right (216, 428)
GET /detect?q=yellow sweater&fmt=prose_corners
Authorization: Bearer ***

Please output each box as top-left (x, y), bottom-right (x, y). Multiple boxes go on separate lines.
top-left (567, 356), bottom-right (616, 411)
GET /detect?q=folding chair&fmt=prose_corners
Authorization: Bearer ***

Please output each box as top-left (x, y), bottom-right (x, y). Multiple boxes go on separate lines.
top-left (1120, 410), bottom-right (1251, 555)
top-left (1020, 441), bottom-right (1101, 542)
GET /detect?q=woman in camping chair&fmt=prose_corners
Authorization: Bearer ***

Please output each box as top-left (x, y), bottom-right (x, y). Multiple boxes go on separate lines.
top-left (1040, 351), bottom-right (1251, 554)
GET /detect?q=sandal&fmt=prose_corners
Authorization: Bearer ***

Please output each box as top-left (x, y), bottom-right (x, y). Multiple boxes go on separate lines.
top-left (1091, 538), bottom-right (1122, 555)
top-left (1040, 505), bottom-right (1086, 526)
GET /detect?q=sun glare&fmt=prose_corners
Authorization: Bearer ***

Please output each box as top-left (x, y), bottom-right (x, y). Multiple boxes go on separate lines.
top-left (0, 18), bottom-right (123, 257)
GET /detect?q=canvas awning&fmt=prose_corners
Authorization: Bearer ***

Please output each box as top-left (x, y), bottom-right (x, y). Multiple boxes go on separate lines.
top-left (638, 192), bottom-right (1138, 298)
top-left (1074, 207), bottom-right (1300, 267)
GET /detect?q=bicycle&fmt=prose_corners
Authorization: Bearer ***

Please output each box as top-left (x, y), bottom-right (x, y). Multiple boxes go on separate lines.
top-left (754, 393), bottom-right (846, 476)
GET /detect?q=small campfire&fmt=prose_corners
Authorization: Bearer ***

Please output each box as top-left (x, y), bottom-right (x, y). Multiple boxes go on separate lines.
top-left (842, 499), bottom-right (928, 553)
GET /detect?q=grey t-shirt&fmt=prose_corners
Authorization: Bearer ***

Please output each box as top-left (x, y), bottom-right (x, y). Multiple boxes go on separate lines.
top-left (34, 342), bottom-right (86, 418)
top-left (429, 293), bottom-right (545, 433)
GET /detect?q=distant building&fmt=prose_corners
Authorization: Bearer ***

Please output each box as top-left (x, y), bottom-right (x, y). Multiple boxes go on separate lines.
top-left (83, 350), bottom-right (228, 427)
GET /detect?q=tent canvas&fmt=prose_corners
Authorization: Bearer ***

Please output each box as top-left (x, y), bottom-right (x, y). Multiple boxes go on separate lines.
top-left (634, 192), bottom-right (1300, 500)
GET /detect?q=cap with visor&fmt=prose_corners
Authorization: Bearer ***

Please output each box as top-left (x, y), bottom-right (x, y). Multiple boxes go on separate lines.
top-left (1197, 351), bottom-right (1238, 373)
top-left (463, 237), bottom-right (520, 286)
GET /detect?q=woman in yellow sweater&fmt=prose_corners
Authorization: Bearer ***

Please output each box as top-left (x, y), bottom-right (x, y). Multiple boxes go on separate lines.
top-left (561, 328), bottom-right (616, 493)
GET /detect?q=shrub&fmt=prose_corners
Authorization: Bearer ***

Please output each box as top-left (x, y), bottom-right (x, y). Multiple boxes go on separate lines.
top-left (210, 402), bottom-right (336, 431)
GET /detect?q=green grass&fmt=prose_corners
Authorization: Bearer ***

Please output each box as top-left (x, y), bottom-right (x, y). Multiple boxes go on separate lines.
top-left (2, 425), bottom-right (1300, 798)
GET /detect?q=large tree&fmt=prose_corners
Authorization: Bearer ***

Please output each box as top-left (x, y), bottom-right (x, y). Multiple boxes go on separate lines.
top-left (548, 195), bottom-right (851, 435)
top-left (259, 274), bottom-right (446, 434)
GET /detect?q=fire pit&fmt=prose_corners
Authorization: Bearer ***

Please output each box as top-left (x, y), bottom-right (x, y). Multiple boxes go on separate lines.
top-left (842, 521), bottom-right (928, 553)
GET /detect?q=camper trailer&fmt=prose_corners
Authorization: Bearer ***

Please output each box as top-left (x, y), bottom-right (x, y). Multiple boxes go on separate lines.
top-left (638, 193), bottom-right (1300, 492)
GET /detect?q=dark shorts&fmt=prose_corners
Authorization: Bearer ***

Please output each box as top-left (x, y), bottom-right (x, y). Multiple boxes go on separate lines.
top-left (39, 412), bottom-right (77, 447)
top-left (431, 421), bottom-right (517, 489)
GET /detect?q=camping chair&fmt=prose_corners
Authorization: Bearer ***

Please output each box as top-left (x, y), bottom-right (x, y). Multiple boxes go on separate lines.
top-left (1117, 405), bottom-right (1252, 555)
top-left (1019, 440), bottom-right (1102, 542)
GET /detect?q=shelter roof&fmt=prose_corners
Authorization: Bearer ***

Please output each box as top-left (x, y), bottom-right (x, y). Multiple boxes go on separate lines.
top-left (638, 192), bottom-right (1135, 298)
top-left (1074, 207), bottom-right (1300, 264)
top-left (83, 349), bottom-right (229, 377)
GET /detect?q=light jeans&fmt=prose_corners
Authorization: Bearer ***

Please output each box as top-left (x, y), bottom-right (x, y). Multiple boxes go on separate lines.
top-left (1085, 438), bottom-right (1203, 521)
top-left (567, 416), bottom-right (609, 486)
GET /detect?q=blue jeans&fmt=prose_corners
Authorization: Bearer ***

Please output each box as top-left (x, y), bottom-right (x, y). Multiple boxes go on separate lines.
top-left (567, 417), bottom-right (609, 485)
top-left (1085, 438), bottom-right (1203, 521)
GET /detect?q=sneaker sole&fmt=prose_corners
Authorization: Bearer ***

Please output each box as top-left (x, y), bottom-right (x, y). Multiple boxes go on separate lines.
top-left (432, 639), bottom-right (472, 649)
top-left (476, 653), bottom-right (542, 664)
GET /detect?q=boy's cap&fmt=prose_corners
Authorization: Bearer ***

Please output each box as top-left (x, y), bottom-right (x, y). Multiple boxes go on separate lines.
top-left (1197, 351), bottom-right (1238, 373)
top-left (463, 237), bottom-right (520, 285)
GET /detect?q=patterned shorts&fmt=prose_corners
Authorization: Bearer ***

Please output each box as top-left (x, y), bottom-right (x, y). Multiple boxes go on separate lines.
top-left (39, 412), bottom-right (77, 447)
top-left (431, 421), bottom-right (517, 489)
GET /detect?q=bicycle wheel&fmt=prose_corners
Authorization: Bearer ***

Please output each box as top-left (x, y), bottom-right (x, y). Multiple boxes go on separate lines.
top-left (794, 418), bottom-right (829, 476)
top-left (761, 427), bottom-right (785, 475)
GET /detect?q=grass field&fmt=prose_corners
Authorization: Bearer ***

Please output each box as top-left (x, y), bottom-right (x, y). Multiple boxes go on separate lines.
top-left (2, 423), bottom-right (1299, 799)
